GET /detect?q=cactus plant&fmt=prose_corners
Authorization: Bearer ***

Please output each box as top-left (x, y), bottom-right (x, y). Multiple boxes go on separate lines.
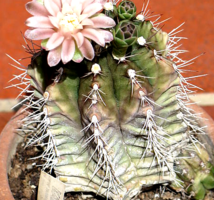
top-left (7, 0), bottom-right (214, 199)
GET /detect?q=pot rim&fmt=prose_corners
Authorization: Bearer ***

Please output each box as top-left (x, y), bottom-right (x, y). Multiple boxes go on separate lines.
top-left (0, 109), bottom-right (25, 200)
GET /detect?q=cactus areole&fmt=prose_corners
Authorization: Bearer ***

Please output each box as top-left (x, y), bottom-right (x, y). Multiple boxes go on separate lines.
top-left (8, 0), bottom-right (214, 199)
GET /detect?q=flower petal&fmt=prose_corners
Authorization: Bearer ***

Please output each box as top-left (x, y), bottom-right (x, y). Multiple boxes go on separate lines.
top-left (25, 16), bottom-right (53, 28)
top-left (97, 30), bottom-right (113, 43)
top-left (91, 15), bottom-right (116, 28)
top-left (47, 46), bottom-right (62, 67)
top-left (69, 0), bottom-right (77, 8)
top-left (25, 1), bottom-right (49, 16)
top-left (81, 18), bottom-right (94, 26)
top-left (61, 0), bottom-right (70, 5)
top-left (44, 0), bottom-right (60, 16)
top-left (78, 14), bottom-right (89, 23)
top-left (81, 0), bottom-right (94, 10)
top-left (82, 3), bottom-right (103, 17)
top-left (72, 32), bottom-right (84, 48)
top-left (49, 16), bottom-right (59, 28)
top-left (61, 39), bottom-right (75, 64)
top-left (72, 3), bottom-right (82, 16)
top-left (25, 28), bottom-right (55, 40)
top-left (46, 32), bottom-right (64, 50)
top-left (53, 0), bottom-right (61, 8)
top-left (94, 0), bottom-right (105, 5)
top-left (81, 28), bottom-right (105, 46)
top-left (79, 38), bottom-right (94, 60)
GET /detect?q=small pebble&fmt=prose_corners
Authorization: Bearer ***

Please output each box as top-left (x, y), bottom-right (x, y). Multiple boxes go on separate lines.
top-left (31, 185), bottom-right (36, 189)
top-left (26, 164), bottom-right (33, 170)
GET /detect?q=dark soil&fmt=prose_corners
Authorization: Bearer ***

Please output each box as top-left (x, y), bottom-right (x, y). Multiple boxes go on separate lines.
top-left (8, 140), bottom-right (214, 200)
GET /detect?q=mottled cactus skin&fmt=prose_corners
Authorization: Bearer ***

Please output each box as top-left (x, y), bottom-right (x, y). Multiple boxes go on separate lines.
top-left (19, 0), bottom-right (214, 199)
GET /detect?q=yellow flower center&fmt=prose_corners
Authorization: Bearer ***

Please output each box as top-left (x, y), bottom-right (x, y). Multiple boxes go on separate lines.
top-left (59, 4), bottom-right (83, 33)
top-left (60, 13), bottom-right (82, 33)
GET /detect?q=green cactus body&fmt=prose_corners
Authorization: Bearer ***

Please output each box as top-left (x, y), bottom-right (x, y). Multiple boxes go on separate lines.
top-left (28, 52), bottom-right (180, 199)
top-left (10, 0), bottom-right (214, 199)
top-left (25, 49), bottom-right (196, 199)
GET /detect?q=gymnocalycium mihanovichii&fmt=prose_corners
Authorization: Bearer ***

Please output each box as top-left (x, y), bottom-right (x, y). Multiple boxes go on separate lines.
top-left (7, 0), bottom-right (214, 199)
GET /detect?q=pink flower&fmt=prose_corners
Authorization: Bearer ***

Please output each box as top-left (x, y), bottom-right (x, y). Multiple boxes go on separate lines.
top-left (25, 0), bottom-right (116, 66)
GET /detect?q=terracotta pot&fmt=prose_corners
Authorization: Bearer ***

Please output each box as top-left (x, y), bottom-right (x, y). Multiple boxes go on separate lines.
top-left (0, 109), bottom-right (25, 200)
top-left (0, 105), bottom-right (214, 200)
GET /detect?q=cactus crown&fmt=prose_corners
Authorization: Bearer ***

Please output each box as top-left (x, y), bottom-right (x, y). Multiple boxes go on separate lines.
top-left (118, 0), bottom-right (136, 20)
top-left (7, 0), bottom-right (214, 199)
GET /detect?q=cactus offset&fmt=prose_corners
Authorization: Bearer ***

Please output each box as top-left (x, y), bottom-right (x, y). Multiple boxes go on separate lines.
top-left (7, 0), bottom-right (214, 199)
